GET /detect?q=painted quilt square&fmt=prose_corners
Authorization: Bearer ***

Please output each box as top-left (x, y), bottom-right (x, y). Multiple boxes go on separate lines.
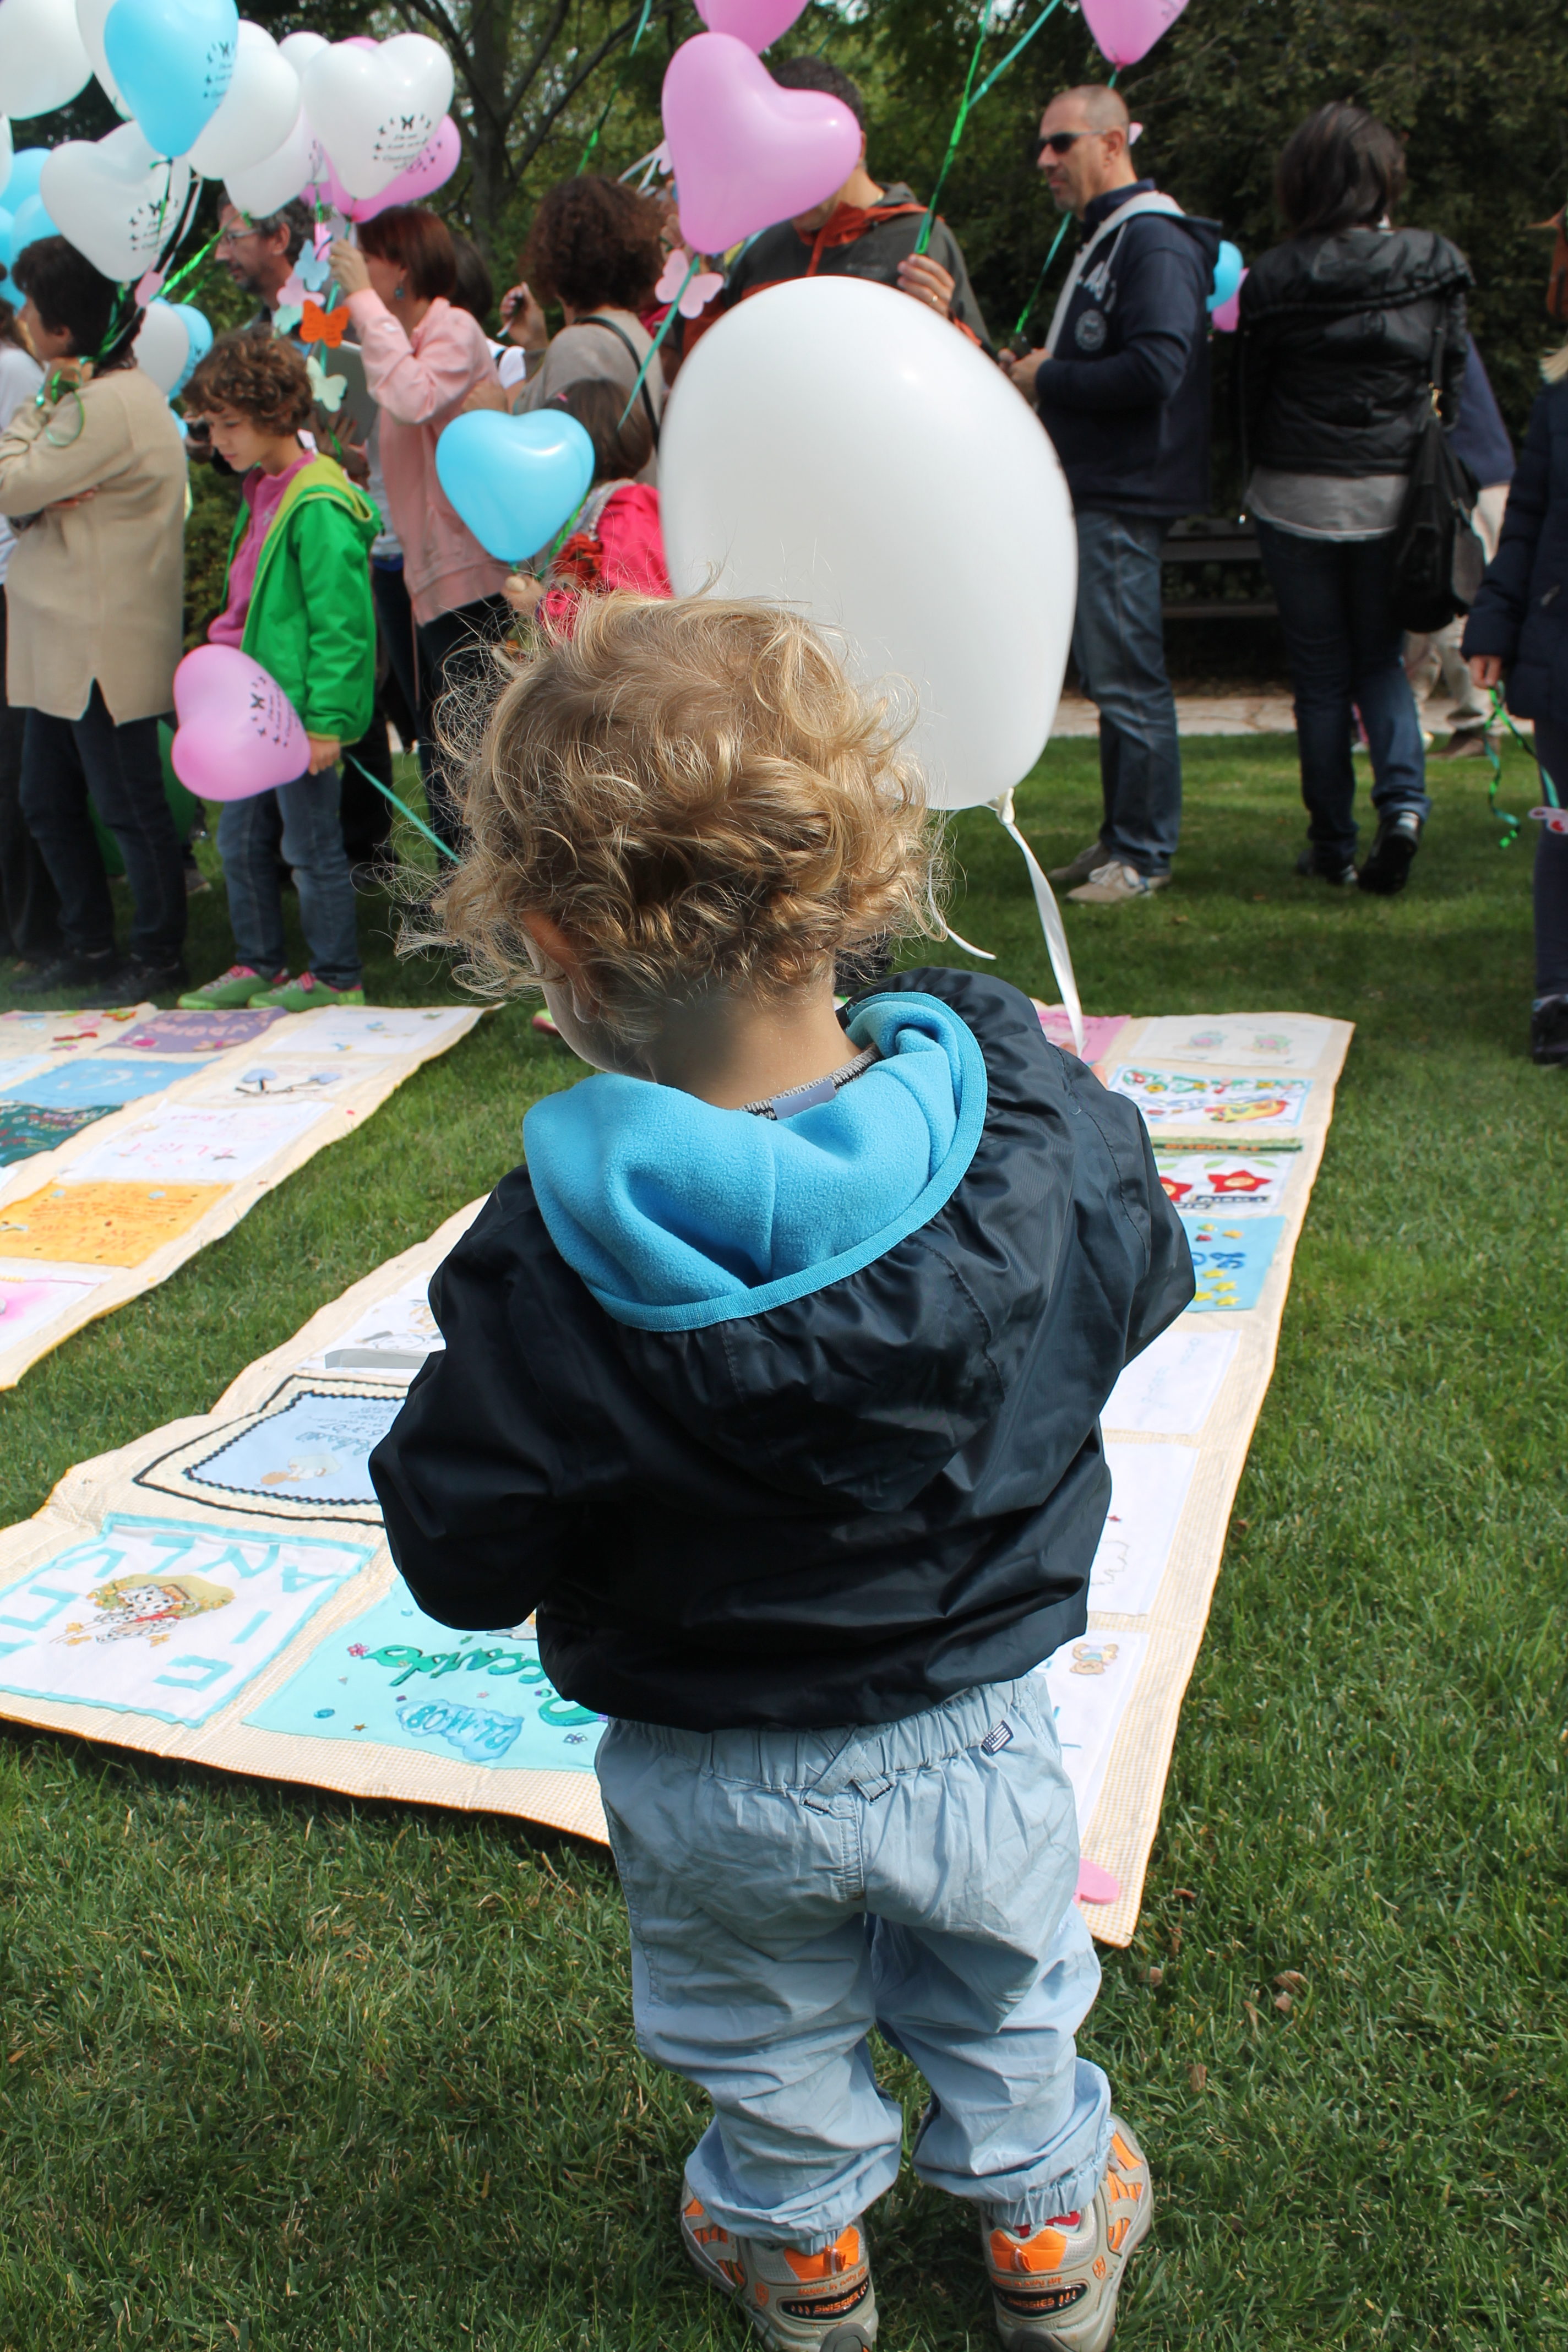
top-left (0, 1103), bottom-right (114, 1168)
top-left (119, 1010), bottom-right (285, 1053)
top-left (3, 1058), bottom-right (199, 1110)
top-left (1180, 1215), bottom-right (1285, 1313)
top-left (0, 1180), bottom-right (226, 1265)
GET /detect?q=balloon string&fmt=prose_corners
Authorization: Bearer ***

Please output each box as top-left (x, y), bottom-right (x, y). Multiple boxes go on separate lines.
top-left (970, 0), bottom-right (1065, 108)
top-left (345, 753), bottom-right (460, 864)
top-left (617, 255), bottom-right (696, 430)
top-left (578, 0), bottom-right (655, 175)
top-left (994, 791), bottom-right (1086, 1055)
top-left (914, 3), bottom-right (995, 259)
top-left (1482, 684), bottom-right (1562, 845)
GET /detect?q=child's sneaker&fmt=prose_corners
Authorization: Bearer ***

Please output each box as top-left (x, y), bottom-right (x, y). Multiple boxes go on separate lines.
top-left (680, 2195), bottom-right (876, 2351)
top-left (984, 2119), bottom-right (1152, 2351)
top-left (177, 965), bottom-right (285, 1011)
top-left (249, 973), bottom-right (366, 1013)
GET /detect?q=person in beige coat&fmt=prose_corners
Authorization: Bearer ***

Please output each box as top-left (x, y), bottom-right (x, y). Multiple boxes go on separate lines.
top-left (0, 237), bottom-right (188, 1002)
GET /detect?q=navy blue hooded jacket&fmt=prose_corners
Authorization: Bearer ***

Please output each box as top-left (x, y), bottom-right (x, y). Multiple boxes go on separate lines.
top-left (1463, 383), bottom-right (1568, 723)
top-left (369, 970), bottom-right (1193, 1733)
top-left (1032, 181), bottom-right (1220, 518)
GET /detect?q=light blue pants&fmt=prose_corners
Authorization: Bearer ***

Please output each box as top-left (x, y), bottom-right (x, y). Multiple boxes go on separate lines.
top-left (596, 1674), bottom-right (1110, 2253)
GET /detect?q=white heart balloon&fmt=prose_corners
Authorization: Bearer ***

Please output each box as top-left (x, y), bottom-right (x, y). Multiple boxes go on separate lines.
top-left (186, 20), bottom-right (298, 177)
top-left (75, 0), bottom-right (129, 113)
top-left (301, 33), bottom-right (453, 199)
top-left (0, 116), bottom-right (10, 187)
top-left (0, 0), bottom-right (92, 118)
top-left (275, 26), bottom-right (324, 73)
top-left (662, 277), bottom-right (1076, 811)
top-left (40, 122), bottom-right (190, 281)
top-left (222, 102), bottom-right (313, 215)
top-left (132, 296), bottom-right (187, 391)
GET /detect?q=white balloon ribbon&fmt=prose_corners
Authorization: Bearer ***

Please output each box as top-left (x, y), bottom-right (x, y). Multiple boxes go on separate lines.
top-left (993, 790), bottom-right (1085, 1057)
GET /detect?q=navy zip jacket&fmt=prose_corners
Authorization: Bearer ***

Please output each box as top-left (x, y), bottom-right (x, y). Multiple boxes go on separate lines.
top-left (1463, 383), bottom-right (1568, 723)
top-left (369, 970), bottom-right (1193, 1732)
top-left (1032, 181), bottom-right (1220, 518)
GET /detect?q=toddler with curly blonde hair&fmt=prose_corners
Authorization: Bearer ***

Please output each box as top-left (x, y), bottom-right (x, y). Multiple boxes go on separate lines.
top-left (372, 594), bottom-right (1190, 2352)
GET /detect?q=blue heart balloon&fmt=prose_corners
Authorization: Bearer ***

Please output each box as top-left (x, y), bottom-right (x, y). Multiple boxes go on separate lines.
top-left (170, 303), bottom-right (212, 398)
top-left (10, 194), bottom-right (61, 266)
top-left (435, 410), bottom-right (596, 564)
top-left (1208, 239), bottom-right (1244, 314)
top-left (1, 149), bottom-right (48, 214)
top-left (104, 0), bottom-right (239, 161)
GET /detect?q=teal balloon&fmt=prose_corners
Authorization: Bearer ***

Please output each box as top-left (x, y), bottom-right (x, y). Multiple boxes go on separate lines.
top-left (170, 303), bottom-right (211, 398)
top-left (103, 0), bottom-right (239, 160)
top-left (0, 210), bottom-right (12, 281)
top-left (1208, 240), bottom-right (1243, 313)
top-left (1, 149), bottom-right (48, 214)
top-left (435, 410), bottom-right (596, 563)
top-left (10, 195), bottom-right (61, 265)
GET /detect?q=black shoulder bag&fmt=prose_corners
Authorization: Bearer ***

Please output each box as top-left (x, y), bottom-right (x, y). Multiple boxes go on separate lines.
top-left (578, 313), bottom-right (661, 449)
top-left (1389, 315), bottom-right (1483, 633)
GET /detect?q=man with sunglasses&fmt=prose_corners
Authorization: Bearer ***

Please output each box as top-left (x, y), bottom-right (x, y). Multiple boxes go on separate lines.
top-left (1004, 87), bottom-right (1218, 906)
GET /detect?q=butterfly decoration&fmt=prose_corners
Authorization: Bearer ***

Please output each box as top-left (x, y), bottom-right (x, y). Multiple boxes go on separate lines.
top-left (302, 300), bottom-right (352, 349)
top-left (655, 247), bottom-right (724, 320)
top-left (295, 242), bottom-right (334, 295)
top-left (305, 354), bottom-right (347, 413)
top-left (274, 304), bottom-right (304, 336)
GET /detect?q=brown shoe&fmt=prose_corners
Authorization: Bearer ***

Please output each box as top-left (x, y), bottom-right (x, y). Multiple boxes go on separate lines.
top-left (1431, 727), bottom-right (1492, 760)
top-left (1047, 842), bottom-right (1109, 888)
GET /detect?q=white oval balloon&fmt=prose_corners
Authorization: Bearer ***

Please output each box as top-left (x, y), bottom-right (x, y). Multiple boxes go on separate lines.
top-left (132, 296), bottom-right (188, 393)
top-left (186, 20), bottom-right (298, 178)
top-left (0, 115), bottom-right (10, 188)
top-left (276, 26), bottom-right (324, 73)
top-left (39, 121), bottom-right (190, 281)
top-left (0, 0), bottom-right (92, 118)
top-left (222, 104), bottom-right (313, 215)
top-left (661, 277), bottom-right (1076, 811)
top-left (75, 0), bottom-right (129, 114)
top-left (301, 33), bottom-right (454, 199)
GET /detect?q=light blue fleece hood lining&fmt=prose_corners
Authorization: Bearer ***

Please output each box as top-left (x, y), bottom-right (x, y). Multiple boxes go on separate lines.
top-left (522, 993), bottom-right (988, 1332)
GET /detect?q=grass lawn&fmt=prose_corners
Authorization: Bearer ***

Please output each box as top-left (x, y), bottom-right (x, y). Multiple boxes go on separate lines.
top-left (1, 737), bottom-right (1564, 2351)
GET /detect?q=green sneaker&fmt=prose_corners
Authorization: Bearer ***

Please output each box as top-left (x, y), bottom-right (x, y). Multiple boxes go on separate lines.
top-left (177, 964), bottom-right (285, 1011)
top-left (249, 973), bottom-right (366, 1014)
top-left (680, 2196), bottom-right (876, 2350)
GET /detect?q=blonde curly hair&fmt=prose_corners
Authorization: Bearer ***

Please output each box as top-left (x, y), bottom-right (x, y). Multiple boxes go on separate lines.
top-left (425, 594), bottom-right (945, 1041)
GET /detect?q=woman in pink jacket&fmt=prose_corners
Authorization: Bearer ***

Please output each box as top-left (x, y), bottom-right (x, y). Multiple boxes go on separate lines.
top-left (333, 208), bottom-right (508, 850)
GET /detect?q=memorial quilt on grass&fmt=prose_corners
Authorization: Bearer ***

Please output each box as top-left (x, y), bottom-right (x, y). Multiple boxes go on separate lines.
top-left (0, 1011), bottom-right (1352, 1935)
top-left (0, 1004), bottom-right (481, 1389)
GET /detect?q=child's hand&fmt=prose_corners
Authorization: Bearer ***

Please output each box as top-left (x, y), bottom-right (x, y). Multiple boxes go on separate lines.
top-left (1468, 654), bottom-right (1502, 691)
top-left (503, 573), bottom-right (545, 616)
top-left (306, 734), bottom-right (342, 775)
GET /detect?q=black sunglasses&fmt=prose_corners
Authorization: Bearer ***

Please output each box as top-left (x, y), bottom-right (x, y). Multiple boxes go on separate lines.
top-left (1036, 130), bottom-right (1093, 157)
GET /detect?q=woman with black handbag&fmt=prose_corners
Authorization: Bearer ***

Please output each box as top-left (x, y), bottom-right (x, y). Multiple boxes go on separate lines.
top-left (1240, 104), bottom-right (1472, 895)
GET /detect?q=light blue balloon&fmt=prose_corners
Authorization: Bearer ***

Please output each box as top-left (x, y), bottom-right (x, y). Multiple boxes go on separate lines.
top-left (104, 0), bottom-right (239, 162)
top-left (10, 195), bottom-right (61, 265)
top-left (169, 303), bottom-right (211, 398)
top-left (1, 149), bottom-right (48, 214)
top-left (1208, 240), bottom-right (1244, 313)
top-left (435, 410), bottom-right (596, 564)
top-left (0, 210), bottom-right (12, 281)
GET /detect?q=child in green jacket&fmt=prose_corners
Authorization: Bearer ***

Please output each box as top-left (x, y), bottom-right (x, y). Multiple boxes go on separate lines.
top-left (178, 333), bottom-right (377, 1011)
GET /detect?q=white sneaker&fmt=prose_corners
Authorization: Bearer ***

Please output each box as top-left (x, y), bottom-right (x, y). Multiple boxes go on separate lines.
top-left (984, 2117), bottom-right (1153, 2350)
top-left (1065, 862), bottom-right (1168, 905)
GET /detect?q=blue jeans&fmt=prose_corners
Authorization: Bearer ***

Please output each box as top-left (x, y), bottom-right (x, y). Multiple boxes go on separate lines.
top-left (19, 687), bottom-right (186, 966)
top-left (1254, 520), bottom-right (1430, 861)
top-left (216, 766), bottom-right (361, 988)
top-left (596, 1675), bottom-right (1110, 2252)
top-left (1071, 510), bottom-right (1183, 876)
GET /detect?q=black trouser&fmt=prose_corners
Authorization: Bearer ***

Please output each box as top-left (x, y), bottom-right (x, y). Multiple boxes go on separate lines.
top-left (339, 690), bottom-right (395, 869)
top-left (1527, 719), bottom-right (1568, 999)
top-left (0, 589), bottom-right (61, 961)
top-left (20, 685), bottom-right (186, 967)
top-left (413, 593), bottom-right (512, 851)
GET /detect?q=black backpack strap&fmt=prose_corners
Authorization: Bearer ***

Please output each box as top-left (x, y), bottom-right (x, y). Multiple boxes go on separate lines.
top-left (577, 314), bottom-right (661, 448)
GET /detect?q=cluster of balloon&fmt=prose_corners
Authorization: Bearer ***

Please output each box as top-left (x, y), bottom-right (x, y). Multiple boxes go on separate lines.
top-left (170, 644), bottom-right (311, 803)
top-left (0, 139), bottom-right (61, 276)
top-left (660, 276), bottom-right (1087, 1047)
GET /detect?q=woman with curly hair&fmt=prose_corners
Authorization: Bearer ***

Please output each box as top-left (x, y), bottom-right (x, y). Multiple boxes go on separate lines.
top-left (178, 331), bottom-right (377, 1012)
top-left (497, 175), bottom-right (666, 476)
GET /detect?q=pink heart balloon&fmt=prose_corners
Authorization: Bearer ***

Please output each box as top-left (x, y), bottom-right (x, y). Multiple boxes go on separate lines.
top-left (662, 33), bottom-right (861, 257)
top-left (346, 114), bottom-right (460, 221)
top-left (694, 0), bottom-right (807, 52)
top-left (1210, 267), bottom-right (1246, 334)
top-left (170, 645), bottom-right (311, 802)
top-left (1080, 0), bottom-right (1189, 67)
